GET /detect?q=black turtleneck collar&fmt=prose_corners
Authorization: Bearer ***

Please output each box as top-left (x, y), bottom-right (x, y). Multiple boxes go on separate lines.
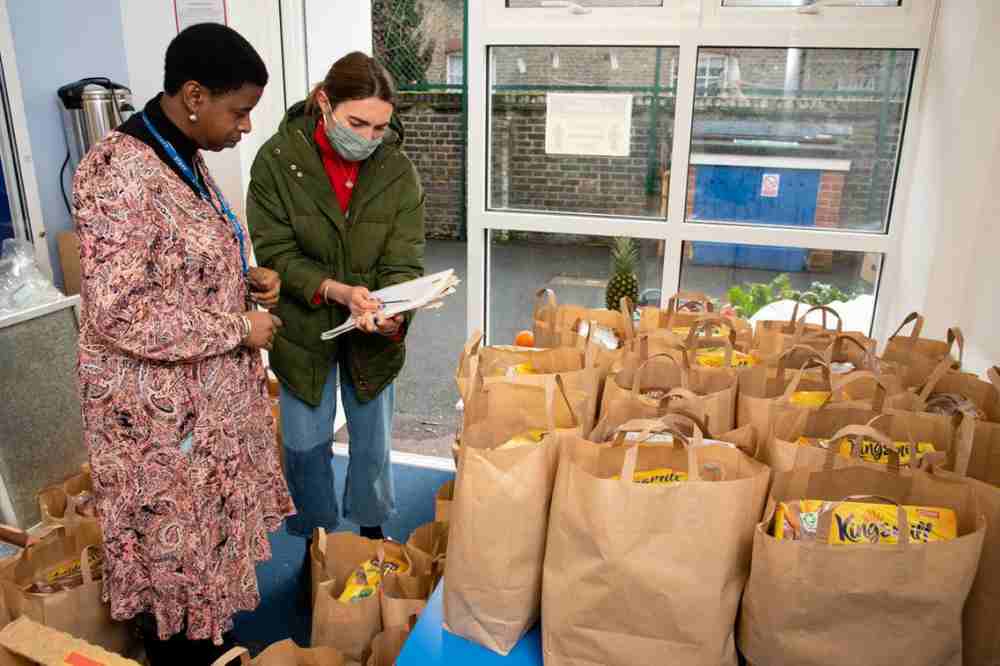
top-left (118, 93), bottom-right (202, 196)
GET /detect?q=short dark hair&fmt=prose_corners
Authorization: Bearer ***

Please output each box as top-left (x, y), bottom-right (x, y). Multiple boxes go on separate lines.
top-left (164, 23), bottom-right (268, 96)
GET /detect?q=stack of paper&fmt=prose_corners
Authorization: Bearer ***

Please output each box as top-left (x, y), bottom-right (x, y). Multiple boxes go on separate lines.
top-left (321, 269), bottom-right (460, 341)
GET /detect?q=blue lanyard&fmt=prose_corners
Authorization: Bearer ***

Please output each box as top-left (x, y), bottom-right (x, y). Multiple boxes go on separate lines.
top-left (141, 112), bottom-right (248, 276)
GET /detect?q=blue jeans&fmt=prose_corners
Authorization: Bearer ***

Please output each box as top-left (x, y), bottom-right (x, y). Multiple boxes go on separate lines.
top-left (278, 363), bottom-right (396, 538)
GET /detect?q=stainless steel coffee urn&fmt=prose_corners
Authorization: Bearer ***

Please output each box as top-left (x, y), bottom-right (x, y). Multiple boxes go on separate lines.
top-left (57, 77), bottom-right (134, 170)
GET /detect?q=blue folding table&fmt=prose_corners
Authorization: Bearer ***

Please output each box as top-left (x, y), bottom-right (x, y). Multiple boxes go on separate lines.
top-left (397, 584), bottom-right (543, 665)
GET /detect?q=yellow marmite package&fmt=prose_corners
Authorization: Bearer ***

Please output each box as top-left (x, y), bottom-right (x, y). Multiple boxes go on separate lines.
top-left (611, 467), bottom-right (689, 485)
top-left (773, 499), bottom-right (957, 545)
top-left (695, 347), bottom-right (756, 368)
top-left (497, 429), bottom-right (547, 450)
top-left (796, 436), bottom-right (937, 466)
top-left (503, 362), bottom-right (537, 378)
top-left (789, 391), bottom-right (832, 408)
top-left (338, 553), bottom-right (410, 604)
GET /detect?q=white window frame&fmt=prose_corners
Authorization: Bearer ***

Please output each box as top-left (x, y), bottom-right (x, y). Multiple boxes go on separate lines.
top-left (0, 0), bottom-right (52, 278)
top-left (467, 0), bottom-right (938, 344)
top-left (447, 52), bottom-right (464, 85)
top-left (695, 52), bottom-right (727, 96)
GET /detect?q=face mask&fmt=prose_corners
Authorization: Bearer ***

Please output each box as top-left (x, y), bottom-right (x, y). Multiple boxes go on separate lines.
top-left (322, 109), bottom-right (383, 162)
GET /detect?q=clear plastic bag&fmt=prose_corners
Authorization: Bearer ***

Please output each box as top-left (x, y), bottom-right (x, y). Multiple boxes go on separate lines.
top-left (0, 239), bottom-right (64, 317)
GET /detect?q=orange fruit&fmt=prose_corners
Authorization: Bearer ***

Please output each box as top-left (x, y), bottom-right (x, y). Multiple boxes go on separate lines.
top-left (514, 330), bottom-right (535, 347)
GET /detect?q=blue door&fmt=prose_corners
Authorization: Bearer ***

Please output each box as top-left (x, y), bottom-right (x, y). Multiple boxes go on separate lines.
top-left (691, 165), bottom-right (818, 271)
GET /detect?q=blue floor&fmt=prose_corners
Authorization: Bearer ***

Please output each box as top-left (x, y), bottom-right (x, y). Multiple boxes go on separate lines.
top-left (232, 452), bottom-right (454, 654)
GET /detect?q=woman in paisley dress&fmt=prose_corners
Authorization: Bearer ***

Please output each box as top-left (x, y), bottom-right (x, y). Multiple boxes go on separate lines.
top-left (74, 24), bottom-right (293, 665)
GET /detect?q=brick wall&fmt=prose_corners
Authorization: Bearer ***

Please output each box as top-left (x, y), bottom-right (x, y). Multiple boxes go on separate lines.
top-left (400, 91), bottom-right (903, 241)
top-left (397, 93), bottom-right (465, 239)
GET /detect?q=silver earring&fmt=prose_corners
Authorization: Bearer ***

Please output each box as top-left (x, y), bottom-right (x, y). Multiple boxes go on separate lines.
top-left (188, 112), bottom-right (198, 122)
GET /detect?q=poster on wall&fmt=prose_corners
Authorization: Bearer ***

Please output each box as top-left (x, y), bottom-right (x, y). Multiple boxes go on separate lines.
top-left (761, 173), bottom-right (780, 198)
top-left (174, 0), bottom-right (228, 33)
top-left (545, 93), bottom-right (633, 158)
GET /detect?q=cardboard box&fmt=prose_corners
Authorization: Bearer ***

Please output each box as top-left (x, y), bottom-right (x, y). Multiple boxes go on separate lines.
top-left (0, 617), bottom-right (140, 665)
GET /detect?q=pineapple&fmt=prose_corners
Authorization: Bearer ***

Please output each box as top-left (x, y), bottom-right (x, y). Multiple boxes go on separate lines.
top-left (606, 237), bottom-right (640, 311)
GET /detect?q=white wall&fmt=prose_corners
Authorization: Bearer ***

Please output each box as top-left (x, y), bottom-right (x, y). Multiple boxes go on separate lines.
top-left (304, 0), bottom-right (373, 89)
top-left (118, 1), bottom-right (286, 223)
top-left (889, 0), bottom-right (1000, 374)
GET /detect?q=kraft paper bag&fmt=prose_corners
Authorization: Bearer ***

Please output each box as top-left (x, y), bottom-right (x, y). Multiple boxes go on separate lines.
top-left (444, 376), bottom-right (580, 655)
top-left (927, 466), bottom-right (1000, 666)
top-left (542, 417), bottom-right (770, 666)
top-left (638, 292), bottom-right (752, 351)
top-left (1, 521), bottom-right (132, 656)
top-left (754, 304), bottom-right (875, 368)
top-left (379, 574), bottom-right (431, 632)
top-left (310, 530), bottom-right (425, 662)
top-left (594, 345), bottom-right (737, 442)
top-left (764, 398), bottom-right (960, 474)
top-left (404, 521), bottom-right (448, 590)
top-left (881, 312), bottom-right (964, 388)
top-left (37, 464), bottom-right (94, 527)
top-left (885, 360), bottom-right (999, 481)
top-left (366, 626), bottom-right (411, 666)
top-left (531, 288), bottom-right (634, 350)
top-left (212, 641), bottom-right (350, 666)
top-left (433, 480), bottom-right (453, 524)
top-left (738, 439), bottom-right (985, 666)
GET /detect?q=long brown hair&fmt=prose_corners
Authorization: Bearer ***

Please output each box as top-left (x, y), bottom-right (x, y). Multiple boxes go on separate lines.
top-left (306, 51), bottom-right (396, 114)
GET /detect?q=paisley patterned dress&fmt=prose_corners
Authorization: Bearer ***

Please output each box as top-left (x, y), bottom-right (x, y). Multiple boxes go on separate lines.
top-left (74, 131), bottom-right (295, 643)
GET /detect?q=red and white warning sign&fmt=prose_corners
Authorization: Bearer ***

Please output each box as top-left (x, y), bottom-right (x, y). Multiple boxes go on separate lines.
top-left (761, 173), bottom-right (780, 198)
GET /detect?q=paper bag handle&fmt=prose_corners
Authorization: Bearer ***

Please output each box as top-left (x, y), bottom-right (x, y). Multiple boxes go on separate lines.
top-left (630, 352), bottom-right (689, 395)
top-left (814, 495), bottom-right (912, 546)
top-left (781, 359), bottom-right (834, 400)
top-left (827, 333), bottom-right (873, 365)
top-left (831, 370), bottom-right (891, 411)
top-left (946, 327), bottom-right (964, 365)
top-left (917, 357), bottom-right (955, 404)
top-left (667, 291), bottom-right (714, 315)
top-left (773, 344), bottom-right (830, 382)
top-left (211, 647), bottom-right (251, 666)
top-left (794, 305), bottom-right (843, 339)
top-left (888, 312), bottom-right (925, 342)
top-left (616, 418), bottom-right (704, 482)
top-left (533, 288), bottom-right (557, 319)
top-left (544, 374), bottom-right (577, 431)
top-left (683, 315), bottom-right (737, 348)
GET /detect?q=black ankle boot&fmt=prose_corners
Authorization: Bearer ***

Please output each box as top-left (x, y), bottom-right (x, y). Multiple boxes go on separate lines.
top-left (360, 525), bottom-right (384, 540)
top-left (298, 537), bottom-right (313, 610)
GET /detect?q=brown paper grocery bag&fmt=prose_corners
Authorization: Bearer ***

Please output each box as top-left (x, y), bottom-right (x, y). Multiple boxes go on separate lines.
top-left (309, 531), bottom-right (420, 662)
top-left (444, 376), bottom-right (578, 655)
top-left (433, 481), bottom-right (453, 523)
top-left (531, 289), bottom-right (633, 350)
top-left (404, 521), bottom-right (448, 588)
top-left (366, 626), bottom-right (410, 666)
top-left (755, 304), bottom-right (875, 369)
top-left (594, 339), bottom-right (737, 441)
top-left (764, 397), bottom-right (959, 474)
top-left (461, 330), bottom-right (603, 436)
top-left (738, 449), bottom-right (985, 666)
top-left (37, 464), bottom-right (94, 527)
top-left (885, 360), bottom-right (999, 481)
top-left (927, 466), bottom-right (1000, 666)
top-left (543, 418), bottom-right (770, 666)
top-left (881, 312), bottom-right (964, 388)
top-left (379, 574), bottom-right (431, 631)
top-left (213, 641), bottom-right (349, 666)
top-left (1, 521), bottom-right (132, 656)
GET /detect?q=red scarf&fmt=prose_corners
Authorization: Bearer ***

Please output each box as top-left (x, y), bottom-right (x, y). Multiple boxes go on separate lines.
top-left (314, 118), bottom-right (361, 214)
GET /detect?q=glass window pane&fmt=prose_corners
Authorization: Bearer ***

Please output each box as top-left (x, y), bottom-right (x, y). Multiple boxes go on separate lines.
top-left (679, 241), bottom-right (881, 332)
top-left (722, 0), bottom-right (900, 6)
top-left (489, 231), bottom-right (663, 345)
top-left (490, 46), bottom-right (678, 219)
top-left (508, 0), bottom-right (664, 7)
top-left (686, 47), bottom-right (915, 233)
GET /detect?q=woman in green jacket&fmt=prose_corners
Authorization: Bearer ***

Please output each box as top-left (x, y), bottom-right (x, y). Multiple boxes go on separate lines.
top-left (247, 52), bottom-right (424, 562)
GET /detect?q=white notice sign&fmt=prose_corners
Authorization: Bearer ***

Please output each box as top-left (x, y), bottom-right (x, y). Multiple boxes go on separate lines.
top-left (545, 93), bottom-right (633, 158)
top-left (175, 0), bottom-right (228, 33)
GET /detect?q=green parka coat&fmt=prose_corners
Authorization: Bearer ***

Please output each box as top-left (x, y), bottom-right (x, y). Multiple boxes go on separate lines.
top-left (246, 101), bottom-right (425, 406)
